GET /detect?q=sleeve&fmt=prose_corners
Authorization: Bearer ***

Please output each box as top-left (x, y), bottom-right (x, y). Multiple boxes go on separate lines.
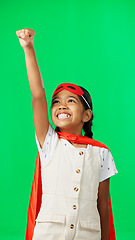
top-left (35, 123), bottom-right (59, 168)
top-left (99, 148), bottom-right (118, 182)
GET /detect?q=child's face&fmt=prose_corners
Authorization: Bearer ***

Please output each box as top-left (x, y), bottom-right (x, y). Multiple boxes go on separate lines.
top-left (51, 89), bottom-right (91, 135)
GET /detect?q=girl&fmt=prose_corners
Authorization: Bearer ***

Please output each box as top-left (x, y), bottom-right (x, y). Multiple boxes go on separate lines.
top-left (16, 28), bottom-right (118, 240)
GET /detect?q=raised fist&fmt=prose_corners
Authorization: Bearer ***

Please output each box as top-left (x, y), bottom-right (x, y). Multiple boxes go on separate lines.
top-left (16, 28), bottom-right (35, 49)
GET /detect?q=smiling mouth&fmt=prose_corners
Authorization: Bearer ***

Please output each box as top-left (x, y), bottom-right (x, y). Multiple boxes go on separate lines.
top-left (57, 113), bottom-right (71, 119)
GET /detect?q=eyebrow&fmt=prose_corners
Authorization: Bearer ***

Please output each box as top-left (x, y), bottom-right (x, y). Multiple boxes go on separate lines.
top-left (52, 96), bottom-right (79, 102)
top-left (68, 96), bottom-right (79, 102)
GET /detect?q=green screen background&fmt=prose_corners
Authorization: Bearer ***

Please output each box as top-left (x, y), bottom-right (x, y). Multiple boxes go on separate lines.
top-left (0, 0), bottom-right (135, 239)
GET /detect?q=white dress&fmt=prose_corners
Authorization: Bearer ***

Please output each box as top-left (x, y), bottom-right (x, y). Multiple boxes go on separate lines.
top-left (32, 124), bottom-right (118, 240)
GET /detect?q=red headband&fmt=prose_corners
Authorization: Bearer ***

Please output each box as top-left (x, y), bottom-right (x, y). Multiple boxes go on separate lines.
top-left (52, 83), bottom-right (84, 97)
top-left (52, 83), bottom-right (91, 109)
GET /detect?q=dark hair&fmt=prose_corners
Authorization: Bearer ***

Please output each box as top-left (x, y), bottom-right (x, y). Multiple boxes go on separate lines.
top-left (55, 86), bottom-right (94, 138)
top-left (78, 86), bottom-right (93, 138)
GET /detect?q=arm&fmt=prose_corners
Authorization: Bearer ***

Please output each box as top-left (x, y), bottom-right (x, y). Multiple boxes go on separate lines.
top-left (16, 28), bottom-right (49, 148)
top-left (97, 178), bottom-right (110, 240)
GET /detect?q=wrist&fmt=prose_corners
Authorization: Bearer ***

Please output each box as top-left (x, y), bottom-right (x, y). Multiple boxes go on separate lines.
top-left (23, 44), bottom-right (35, 55)
top-left (23, 43), bottom-right (34, 52)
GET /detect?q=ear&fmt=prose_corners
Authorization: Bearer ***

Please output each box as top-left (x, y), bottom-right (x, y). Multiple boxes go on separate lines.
top-left (83, 109), bottom-right (93, 123)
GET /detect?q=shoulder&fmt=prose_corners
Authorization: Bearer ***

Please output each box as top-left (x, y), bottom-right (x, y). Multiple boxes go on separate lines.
top-left (35, 123), bottom-right (59, 152)
top-left (86, 137), bottom-right (110, 151)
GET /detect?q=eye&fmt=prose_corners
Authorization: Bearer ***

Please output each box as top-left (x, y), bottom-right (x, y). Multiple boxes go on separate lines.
top-left (68, 99), bottom-right (76, 103)
top-left (52, 100), bottom-right (60, 105)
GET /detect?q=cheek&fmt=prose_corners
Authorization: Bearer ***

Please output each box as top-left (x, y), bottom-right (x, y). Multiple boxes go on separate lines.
top-left (51, 107), bottom-right (57, 121)
top-left (73, 105), bottom-right (84, 114)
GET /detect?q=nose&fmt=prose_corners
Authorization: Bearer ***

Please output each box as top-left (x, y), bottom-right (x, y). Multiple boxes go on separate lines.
top-left (58, 101), bottom-right (68, 110)
top-left (58, 105), bottom-right (67, 110)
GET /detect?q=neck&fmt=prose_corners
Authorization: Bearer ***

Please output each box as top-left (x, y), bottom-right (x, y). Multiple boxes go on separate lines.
top-left (60, 129), bottom-right (82, 136)
top-left (71, 142), bottom-right (87, 148)
top-left (59, 126), bottom-right (83, 136)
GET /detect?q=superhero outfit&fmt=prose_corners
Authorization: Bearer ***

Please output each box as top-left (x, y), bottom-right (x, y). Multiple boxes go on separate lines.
top-left (25, 83), bottom-right (117, 240)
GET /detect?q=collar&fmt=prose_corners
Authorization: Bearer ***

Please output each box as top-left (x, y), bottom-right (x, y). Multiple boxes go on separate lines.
top-left (57, 131), bottom-right (109, 150)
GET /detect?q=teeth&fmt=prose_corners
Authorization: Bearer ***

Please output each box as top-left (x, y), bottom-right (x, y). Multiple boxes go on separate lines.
top-left (58, 113), bottom-right (70, 119)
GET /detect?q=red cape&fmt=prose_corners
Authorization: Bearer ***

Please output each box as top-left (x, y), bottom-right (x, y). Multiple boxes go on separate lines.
top-left (26, 132), bottom-right (116, 240)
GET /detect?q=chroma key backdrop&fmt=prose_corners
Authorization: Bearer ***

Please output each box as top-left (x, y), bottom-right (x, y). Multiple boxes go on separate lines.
top-left (0, 0), bottom-right (135, 239)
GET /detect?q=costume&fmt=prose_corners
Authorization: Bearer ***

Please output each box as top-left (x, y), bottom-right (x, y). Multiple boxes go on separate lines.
top-left (26, 131), bottom-right (116, 240)
top-left (25, 83), bottom-right (117, 239)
